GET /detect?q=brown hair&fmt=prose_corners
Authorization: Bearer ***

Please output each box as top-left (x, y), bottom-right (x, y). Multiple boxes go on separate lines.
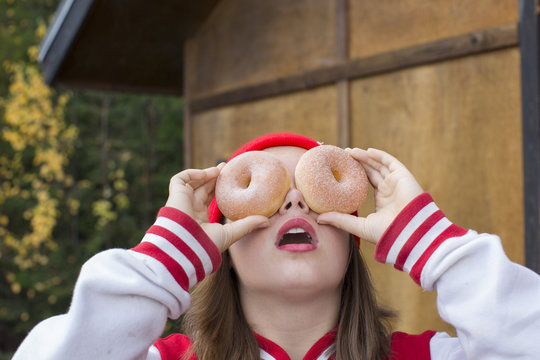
top-left (182, 237), bottom-right (393, 360)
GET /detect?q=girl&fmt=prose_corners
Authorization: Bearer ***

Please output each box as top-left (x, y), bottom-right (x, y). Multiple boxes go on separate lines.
top-left (13, 133), bottom-right (540, 359)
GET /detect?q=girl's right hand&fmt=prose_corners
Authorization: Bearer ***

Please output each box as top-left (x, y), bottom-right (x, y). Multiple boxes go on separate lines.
top-left (165, 164), bottom-right (269, 252)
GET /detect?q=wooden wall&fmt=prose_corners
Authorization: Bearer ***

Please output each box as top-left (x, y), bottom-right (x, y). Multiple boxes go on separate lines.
top-left (184, 0), bottom-right (522, 335)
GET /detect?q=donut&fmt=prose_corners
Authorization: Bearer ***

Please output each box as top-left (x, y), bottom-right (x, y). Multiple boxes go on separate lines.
top-left (294, 145), bottom-right (369, 214)
top-left (215, 151), bottom-right (290, 220)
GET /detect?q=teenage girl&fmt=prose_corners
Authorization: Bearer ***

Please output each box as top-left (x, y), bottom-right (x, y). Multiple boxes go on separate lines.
top-left (13, 133), bottom-right (540, 360)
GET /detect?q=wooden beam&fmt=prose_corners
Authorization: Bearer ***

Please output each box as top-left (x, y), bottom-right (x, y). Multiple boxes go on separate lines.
top-left (39, 0), bottom-right (96, 86)
top-left (519, 0), bottom-right (540, 274)
top-left (335, 0), bottom-right (350, 148)
top-left (190, 23), bottom-right (518, 114)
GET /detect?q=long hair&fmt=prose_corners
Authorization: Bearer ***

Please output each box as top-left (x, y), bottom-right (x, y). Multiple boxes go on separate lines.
top-left (182, 237), bottom-right (393, 360)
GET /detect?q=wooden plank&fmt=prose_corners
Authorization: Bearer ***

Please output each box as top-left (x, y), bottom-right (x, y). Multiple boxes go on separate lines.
top-left (519, 0), bottom-right (540, 274)
top-left (189, 23), bottom-right (518, 114)
top-left (335, 0), bottom-right (349, 148)
top-left (191, 86), bottom-right (338, 169)
top-left (186, 0), bottom-right (337, 99)
top-left (337, 81), bottom-right (350, 148)
top-left (351, 48), bottom-right (523, 333)
top-left (349, 0), bottom-right (518, 60)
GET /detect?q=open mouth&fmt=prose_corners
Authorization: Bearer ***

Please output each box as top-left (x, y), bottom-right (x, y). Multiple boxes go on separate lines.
top-left (276, 218), bottom-right (318, 252)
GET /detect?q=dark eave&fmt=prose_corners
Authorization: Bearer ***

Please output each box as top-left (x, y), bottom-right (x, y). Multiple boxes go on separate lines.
top-left (39, 0), bottom-right (218, 95)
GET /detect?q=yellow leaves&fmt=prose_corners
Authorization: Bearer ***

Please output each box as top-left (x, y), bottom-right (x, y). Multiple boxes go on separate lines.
top-left (0, 61), bottom-right (77, 273)
top-left (27, 45), bottom-right (39, 62)
top-left (6, 272), bottom-right (16, 283)
top-left (11, 282), bottom-right (21, 294)
top-left (36, 22), bottom-right (47, 39)
top-left (67, 198), bottom-right (80, 216)
top-left (20, 312), bottom-right (30, 322)
top-left (26, 289), bottom-right (36, 299)
top-left (114, 194), bottom-right (129, 210)
top-left (92, 199), bottom-right (117, 229)
top-left (34, 148), bottom-right (67, 182)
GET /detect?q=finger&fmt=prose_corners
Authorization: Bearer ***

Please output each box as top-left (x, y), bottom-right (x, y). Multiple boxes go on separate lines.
top-left (360, 161), bottom-right (385, 188)
top-left (350, 148), bottom-right (390, 178)
top-left (186, 166), bottom-right (221, 189)
top-left (366, 148), bottom-right (407, 173)
top-left (193, 175), bottom-right (219, 207)
top-left (347, 148), bottom-right (385, 187)
top-left (219, 215), bottom-right (270, 250)
top-left (175, 169), bottom-right (207, 186)
top-left (317, 212), bottom-right (369, 241)
top-left (346, 147), bottom-right (369, 162)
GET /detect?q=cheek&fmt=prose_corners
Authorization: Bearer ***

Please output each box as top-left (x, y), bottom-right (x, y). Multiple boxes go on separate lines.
top-left (320, 227), bottom-right (351, 273)
top-left (228, 232), bottom-right (264, 273)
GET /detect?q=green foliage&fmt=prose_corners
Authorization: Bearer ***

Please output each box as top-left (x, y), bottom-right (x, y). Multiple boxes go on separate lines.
top-left (0, 0), bottom-right (184, 355)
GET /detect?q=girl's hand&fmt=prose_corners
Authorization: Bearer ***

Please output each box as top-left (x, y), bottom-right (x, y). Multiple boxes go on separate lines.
top-left (317, 148), bottom-right (423, 244)
top-left (165, 164), bottom-right (269, 252)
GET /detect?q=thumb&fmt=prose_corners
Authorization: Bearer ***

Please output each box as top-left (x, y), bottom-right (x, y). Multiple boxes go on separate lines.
top-left (219, 215), bottom-right (270, 250)
top-left (317, 212), bottom-right (375, 244)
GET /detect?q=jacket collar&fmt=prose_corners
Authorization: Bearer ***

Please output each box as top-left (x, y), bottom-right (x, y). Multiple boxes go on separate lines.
top-left (254, 328), bottom-right (337, 360)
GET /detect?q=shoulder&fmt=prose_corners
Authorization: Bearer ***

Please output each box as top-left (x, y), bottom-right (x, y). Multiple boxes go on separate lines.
top-left (388, 330), bottom-right (436, 360)
top-left (153, 333), bottom-right (195, 360)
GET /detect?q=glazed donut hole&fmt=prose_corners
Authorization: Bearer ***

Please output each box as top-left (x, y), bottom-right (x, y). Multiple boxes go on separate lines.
top-left (294, 145), bottom-right (369, 214)
top-left (215, 151), bottom-right (291, 221)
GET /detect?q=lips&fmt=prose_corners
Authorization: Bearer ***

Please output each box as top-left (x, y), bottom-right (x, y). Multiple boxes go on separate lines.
top-left (276, 218), bottom-right (318, 252)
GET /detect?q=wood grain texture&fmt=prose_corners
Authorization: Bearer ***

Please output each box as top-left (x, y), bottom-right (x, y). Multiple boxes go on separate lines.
top-left (185, 0), bottom-right (337, 99)
top-left (349, 0), bottom-right (518, 59)
top-left (191, 85), bottom-right (338, 168)
top-left (352, 47), bottom-right (523, 334)
top-left (188, 23), bottom-right (517, 114)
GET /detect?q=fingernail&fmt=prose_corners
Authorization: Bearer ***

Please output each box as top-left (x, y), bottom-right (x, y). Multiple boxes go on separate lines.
top-left (317, 217), bottom-right (328, 225)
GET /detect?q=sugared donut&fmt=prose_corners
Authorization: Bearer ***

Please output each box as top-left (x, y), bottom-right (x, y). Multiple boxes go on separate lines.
top-left (216, 151), bottom-right (290, 220)
top-left (294, 145), bottom-right (369, 214)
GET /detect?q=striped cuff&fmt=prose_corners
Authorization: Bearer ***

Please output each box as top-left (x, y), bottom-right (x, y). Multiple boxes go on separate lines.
top-left (375, 193), bottom-right (467, 286)
top-left (131, 207), bottom-right (221, 291)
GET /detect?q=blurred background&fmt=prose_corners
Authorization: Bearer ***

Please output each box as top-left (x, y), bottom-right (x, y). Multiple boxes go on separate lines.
top-left (1, 0), bottom-right (539, 358)
top-left (0, 1), bottom-right (183, 357)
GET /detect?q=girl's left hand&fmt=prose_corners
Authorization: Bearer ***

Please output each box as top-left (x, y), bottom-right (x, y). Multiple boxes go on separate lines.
top-left (316, 148), bottom-right (423, 245)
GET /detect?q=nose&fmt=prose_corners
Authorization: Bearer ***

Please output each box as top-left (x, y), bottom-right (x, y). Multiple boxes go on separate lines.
top-left (279, 188), bottom-right (309, 215)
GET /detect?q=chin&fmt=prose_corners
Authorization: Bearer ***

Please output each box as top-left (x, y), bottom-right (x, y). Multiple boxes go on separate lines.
top-left (272, 266), bottom-right (342, 295)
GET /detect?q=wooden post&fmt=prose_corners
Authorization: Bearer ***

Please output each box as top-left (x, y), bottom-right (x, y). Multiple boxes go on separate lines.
top-left (336, 0), bottom-right (350, 148)
top-left (519, 0), bottom-right (540, 273)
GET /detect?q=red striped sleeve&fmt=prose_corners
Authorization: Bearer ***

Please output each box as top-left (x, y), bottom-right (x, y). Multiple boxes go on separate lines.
top-left (409, 224), bottom-right (468, 283)
top-left (133, 242), bottom-right (191, 291)
top-left (131, 207), bottom-right (221, 290)
top-left (375, 193), bottom-right (434, 262)
top-left (375, 193), bottom-right (467, 286)
top-left (146, 225), bottom-right (206, 283)
top-left (157, 207), bottom-right (221, 270)
top-left (393, 210), bottom-right (445, 271)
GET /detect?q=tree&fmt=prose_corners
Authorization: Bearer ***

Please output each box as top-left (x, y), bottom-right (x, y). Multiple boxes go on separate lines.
top-left (0, 3), bottom-right (184, 356)
top-left (0, 59), bottom-right (78, 351)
